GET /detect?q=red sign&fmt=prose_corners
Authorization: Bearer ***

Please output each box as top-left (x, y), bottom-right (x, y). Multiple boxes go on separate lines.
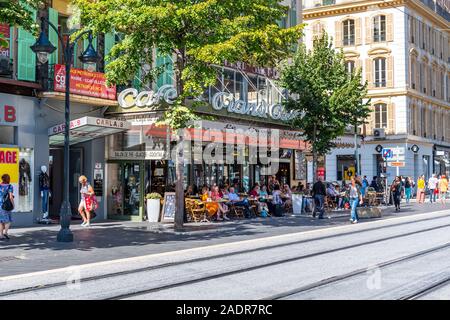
top-left (54, 64), bottom-right (116, 100)
top-left (0, 24), bottom-right (10, 58)
top-left (317, 167), bottom-right (325, 179)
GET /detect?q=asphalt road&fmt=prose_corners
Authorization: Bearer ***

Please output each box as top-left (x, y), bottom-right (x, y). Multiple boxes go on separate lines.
top-left (1, 208), bottom-right (449, 300)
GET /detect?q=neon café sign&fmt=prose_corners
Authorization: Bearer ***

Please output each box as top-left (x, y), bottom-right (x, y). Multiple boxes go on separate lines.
top-left (118, 85), bottom-right (299, 122)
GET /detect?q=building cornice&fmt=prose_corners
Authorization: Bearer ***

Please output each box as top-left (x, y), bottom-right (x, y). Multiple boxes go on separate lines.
top-left (365, 89), bottom-right (450, 109)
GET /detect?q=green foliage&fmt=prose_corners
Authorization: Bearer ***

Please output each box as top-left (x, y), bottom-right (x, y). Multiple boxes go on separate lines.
top-left (73, 0), bottom-right (303, 129)
top-left (146, 192), bottom-right (162, 200)
top-left (280, 34), bottom-right (371, 156)
top-left (0, 0), bottom-right (41, 46)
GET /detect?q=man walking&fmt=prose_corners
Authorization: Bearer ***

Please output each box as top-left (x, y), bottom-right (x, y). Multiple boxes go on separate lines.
top-left (427, 174), bottom-right (439, 203)
top-left (312, 176), bottom-right (327, 219)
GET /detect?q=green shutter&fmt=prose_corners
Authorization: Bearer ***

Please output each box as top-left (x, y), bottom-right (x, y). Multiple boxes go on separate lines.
top-left (289, 8), bottom-right (297, 27)
top-left (104, 32), bottom-right (115, 66)
top-left (156, 54), bottom-right (173, 88)
top-left (133, 68), bottom-right (142, 90)
top-left (9, 27), bottom-right (13, 62)
top-left (17, 6), bottom-right (36, 81)
top-left (48, 8), bottom-right (59, 65)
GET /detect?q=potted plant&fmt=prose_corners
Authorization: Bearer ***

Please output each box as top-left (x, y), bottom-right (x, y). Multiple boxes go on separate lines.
top-left (146, 193), bottom-right (162, 222)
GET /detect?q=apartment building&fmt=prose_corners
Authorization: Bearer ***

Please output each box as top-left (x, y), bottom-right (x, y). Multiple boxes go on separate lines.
top-left (303, 0), bottom-right (450, 182)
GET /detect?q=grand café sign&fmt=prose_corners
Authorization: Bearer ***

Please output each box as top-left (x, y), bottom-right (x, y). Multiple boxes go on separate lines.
top-left (118, 85), bottom-right (299, 122)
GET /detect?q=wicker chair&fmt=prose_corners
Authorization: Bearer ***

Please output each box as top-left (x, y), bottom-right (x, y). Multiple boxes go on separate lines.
top-left (185, 199), bottom-right (206, 222)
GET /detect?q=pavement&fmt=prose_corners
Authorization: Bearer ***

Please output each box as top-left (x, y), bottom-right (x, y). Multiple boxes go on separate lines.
top-left (0, 201), bottom-right (449, 278)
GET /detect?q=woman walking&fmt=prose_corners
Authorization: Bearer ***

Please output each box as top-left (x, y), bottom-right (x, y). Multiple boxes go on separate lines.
top-left (78, 175), bottom-right (95, 227)
top-left (404, 177), bottom-right (412, 203)
top-left (438, 175), bottom-right (448, 205)
top-left (0, 174), bottom-right (14, 240)
top-left (416, 175), bottom-right (426, 204)
top-left (349, 177), bottom-right (363, 224)
top-left (391, 176), bottom-right (402, 211)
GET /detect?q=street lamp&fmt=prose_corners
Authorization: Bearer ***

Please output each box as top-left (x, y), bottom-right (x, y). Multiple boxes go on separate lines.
top-left (31, 17), bottom-right (99, 242)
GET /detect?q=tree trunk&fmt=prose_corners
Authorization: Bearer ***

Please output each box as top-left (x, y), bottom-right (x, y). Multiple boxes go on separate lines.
top-left (174, 52), bottom-right (185, 231)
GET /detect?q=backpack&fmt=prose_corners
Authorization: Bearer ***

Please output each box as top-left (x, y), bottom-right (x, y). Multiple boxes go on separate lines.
top-left (1, 185), bottom-right (14, 212)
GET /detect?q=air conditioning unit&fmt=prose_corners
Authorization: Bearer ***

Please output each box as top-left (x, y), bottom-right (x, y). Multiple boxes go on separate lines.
top-left (373, 128), bottom-right (386, 138)
top-left (0, 56), bottom-right (12, 76)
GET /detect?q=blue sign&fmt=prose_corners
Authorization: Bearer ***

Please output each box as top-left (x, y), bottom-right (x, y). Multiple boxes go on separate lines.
top-left (382, 148), bottom-right (393, 159)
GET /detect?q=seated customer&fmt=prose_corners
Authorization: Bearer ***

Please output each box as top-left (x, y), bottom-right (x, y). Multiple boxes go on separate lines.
top-left (227, 187), bottom-right (253, 218)
top-left (249, 184), bottom-right (260, 198)
top-left (268, 184), bottom-right (284, 217)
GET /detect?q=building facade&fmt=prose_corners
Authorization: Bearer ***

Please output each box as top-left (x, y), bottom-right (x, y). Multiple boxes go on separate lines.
top-left (303, 0), bottom-right (450, 183)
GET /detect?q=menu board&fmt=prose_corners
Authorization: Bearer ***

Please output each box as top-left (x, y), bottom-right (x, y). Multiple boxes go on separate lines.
top-left (161, 192), bottom-right (176, 222)
top-left (294, 150), bottom-right (307, 180)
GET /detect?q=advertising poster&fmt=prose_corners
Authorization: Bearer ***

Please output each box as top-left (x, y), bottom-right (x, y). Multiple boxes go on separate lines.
top-left (0, 24), bottom-right (10, 58)
top-left (0, 147), bottom-right (20, 211)
top-left (54, 64), bottom-right (117, 100)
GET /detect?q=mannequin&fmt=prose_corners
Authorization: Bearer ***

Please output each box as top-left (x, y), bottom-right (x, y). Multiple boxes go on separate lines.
top-left (19, 158), bottom-right (32, 196)
top-left (39, 165), bottom-right (51, 220)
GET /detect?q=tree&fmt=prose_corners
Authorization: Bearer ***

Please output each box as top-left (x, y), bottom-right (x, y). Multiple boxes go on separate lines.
top-left (0, 0), bottom-right (41, 47)
top-left (280, 34), bottom-right (370, 182)
top-left (73, 0), bottom-right (303, 229)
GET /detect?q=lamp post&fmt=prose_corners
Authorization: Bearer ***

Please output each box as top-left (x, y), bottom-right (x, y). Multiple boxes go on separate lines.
top-left (31, 17), bottom-right (99, 242)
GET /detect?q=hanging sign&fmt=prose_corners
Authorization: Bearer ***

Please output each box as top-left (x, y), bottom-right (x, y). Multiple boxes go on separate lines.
top-left (0, 147), bottom-right (20, 210)
top-left (54, 64), bottom-right (117, 100)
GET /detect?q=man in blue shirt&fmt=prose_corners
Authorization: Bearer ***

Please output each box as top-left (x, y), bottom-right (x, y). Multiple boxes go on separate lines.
top-left (227, 187), bottom-right (253, 218)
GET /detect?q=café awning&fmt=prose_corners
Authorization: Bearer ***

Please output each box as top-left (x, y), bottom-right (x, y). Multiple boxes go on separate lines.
top-left (48, 116), bottom-right (131, 146)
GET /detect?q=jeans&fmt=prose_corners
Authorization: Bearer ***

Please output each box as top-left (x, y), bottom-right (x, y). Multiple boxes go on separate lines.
top-left (41, 189), bottom-right (49, 213)
top-left (405, 187), bottom-right (412, 203)
top-left (350, 197), bottom-right (359, 222)
top-left (429, 189), bottom-right (437, 202)
top-left (231, 199), bottom-right (252, 218)
top-left (314, 195), bottom-right (325, 218)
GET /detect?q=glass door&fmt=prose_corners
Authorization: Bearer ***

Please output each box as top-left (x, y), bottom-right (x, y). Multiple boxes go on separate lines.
top-left (123, 163), bottom-right (141, 216)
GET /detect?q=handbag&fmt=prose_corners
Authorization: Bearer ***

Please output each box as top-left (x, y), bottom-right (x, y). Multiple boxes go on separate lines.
top-left (1, 185), bottom-right (14, 212)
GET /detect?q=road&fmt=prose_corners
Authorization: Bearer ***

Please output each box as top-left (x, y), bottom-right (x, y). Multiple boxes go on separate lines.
top-left (1, 208), bottom-right (449, 300)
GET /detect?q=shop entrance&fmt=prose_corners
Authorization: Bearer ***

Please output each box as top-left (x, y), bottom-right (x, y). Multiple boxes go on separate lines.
top-left (49, 148), bottom-right (83, 218)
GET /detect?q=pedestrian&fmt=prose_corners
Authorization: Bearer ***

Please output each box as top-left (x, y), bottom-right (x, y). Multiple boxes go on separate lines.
top-left (0, 174), bottom-right (14, 241)
top-left (312, 176), bottom-right (326, 219)
top-left (404, 177), bottom-right (412, 203)
top-left (438, 175), bottom-right (448, 205)
top-left (78, 175), bottom-right (96, 227)
top-left (391, 176), bottom-right (402, 212)
top-left (361, 175), bottom-right (369, 197)
top-left (427, 174), bottom-right (439, 203)
top-left (349, 177), bottom-right (363, 224)
top-left (416, 175), bottom-right (425, 203)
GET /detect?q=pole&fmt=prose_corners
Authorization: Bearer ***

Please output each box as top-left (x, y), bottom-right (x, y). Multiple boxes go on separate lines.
top-left (57, 39), bottom-right (73, 242)
top-left (354, 125), bottom-right (359, 176)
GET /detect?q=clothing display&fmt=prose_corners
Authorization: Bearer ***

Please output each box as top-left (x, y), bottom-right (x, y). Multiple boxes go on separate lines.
top-left (39, 169), bottom-right (51, 214)
top-left (19, 158), bottom-right (32, 196)
top-left (39, 171), bottom-right (50, 191)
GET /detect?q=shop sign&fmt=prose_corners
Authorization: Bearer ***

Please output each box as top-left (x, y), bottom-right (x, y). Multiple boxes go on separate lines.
top-left (436, 151), bottom-right (445, 156)
top-left (0, 24), bottom-right (10, 58)
top-left (0, 147), bottom-right (19, 209)
top-left (118, 85), bottom-right (177, 109)
top-left (109, 150), bottom-right (165, 160)
top-left (0, 104), bottom-right (17, 126)
top-left (212, 92), bottom-right (299, 121)
top-left (54, 64), bottom-right (117, 100)
top-left (317, 167), bottom-right (325, 179)
top-left (49, 117), bottom-right (129, 136)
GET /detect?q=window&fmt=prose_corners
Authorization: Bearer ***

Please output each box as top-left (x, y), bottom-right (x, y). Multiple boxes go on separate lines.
top-left (343, 19), bottom-right (355, 46)
top-left (345, 60), bottom-right (355, 74)
top-left (373, 15), bottom-right (386, 42)
top-left (312, 22), bottom-right (324, 39)
top-left (410, 57), bottom-right (416, 89)
top-left (419, 63), bottom-right (424, 92)
top-left (374, 103), bottom-right (387, 128)
top-left (374, 58), bottom-right (386, 87)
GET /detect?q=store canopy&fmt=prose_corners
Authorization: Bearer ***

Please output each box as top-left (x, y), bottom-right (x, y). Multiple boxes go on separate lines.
top-left (48, 116), bottom-right (131, 146)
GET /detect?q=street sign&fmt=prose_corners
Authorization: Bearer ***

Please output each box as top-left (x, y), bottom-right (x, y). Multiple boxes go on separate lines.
top-left (388, 162), bottom-right (405, 167)
top-left (391, 147), bottom-right (405, 155)
top-left (382, 148), bottom-right (393, 159)
top-left (387, 155), bottom-right (405, 161)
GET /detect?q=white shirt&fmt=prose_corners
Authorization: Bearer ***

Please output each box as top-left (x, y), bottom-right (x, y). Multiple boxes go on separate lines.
top-left (428, 177), bottom-right (438, 189)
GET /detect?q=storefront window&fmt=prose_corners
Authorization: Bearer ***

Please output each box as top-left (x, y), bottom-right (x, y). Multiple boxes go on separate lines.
top-left (17, 148), bottom-right (33, 212)
top-left (0, 126), bottom-right (15, 145)
top-left (248, 75), bottom-right (258, 104)
top-left (337, 155), bottom-right (356, 181)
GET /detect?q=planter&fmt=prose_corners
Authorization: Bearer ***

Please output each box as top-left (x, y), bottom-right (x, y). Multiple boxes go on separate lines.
top-left (147, 199), bottom-right (161, 222)
top-left (358, 207), bottom-right (382, 219)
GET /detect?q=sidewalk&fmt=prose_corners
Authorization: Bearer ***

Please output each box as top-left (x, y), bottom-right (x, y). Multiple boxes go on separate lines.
top-left (0, 201), bottom-right (449, 277)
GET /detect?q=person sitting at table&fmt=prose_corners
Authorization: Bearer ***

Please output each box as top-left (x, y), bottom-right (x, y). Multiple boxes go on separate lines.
top-left (282, 184), bottom-right (293, 211)
top-left (227, 187), bottom-right (253, 218)
top-left (249, 184), bottom-right (260, 198)
top-left (212, 185), bottom-right (230, 221)
top-left (201, 186), bottom-right (228, 221)
top-left (185, 185), bottom-right (195, 197)
top-left (334, 185), bottom-right (344, 210)
top-left (268, 184), bottom-right (284, 217)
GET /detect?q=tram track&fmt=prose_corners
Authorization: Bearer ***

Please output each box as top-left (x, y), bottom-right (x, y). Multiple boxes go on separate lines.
top-left (397, 276), bottom-right (450, 300)
top-left (1, 216), bottom-right (450, 300)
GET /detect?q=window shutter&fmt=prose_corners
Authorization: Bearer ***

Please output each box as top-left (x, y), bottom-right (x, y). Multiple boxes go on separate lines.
top-left (355, 18), bottom-right (362, 46)
top-left (387, 102), bottom-right (396, 134)
top-left (365, 17), bottom-right (372, 44)
top-left (48, 8), bottom-right (59, 66)
top-left (386, 56), bottom-right (394, 88)
top-left (104, 32), bottom-right (115, 66)
top-left (365, 59), bottom-right (373, 88)
top-left (355, 59), bottom-right (362, 72)
top-left (386, 14), bottom-right (394, 42)
top-left (365, 105), bottom-right (375, 135)
top-left (335, 21), bottom-right (342, 48)
top-left (156, 54), bottom-right (173, 88)
top-left (17, 5), bottom-right (36, 81)
top-left (9, 26), bottom-right (14, 61)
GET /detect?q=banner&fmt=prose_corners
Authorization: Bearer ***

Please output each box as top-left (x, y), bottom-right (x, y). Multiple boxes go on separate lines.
top-left (0, 147), bottom-right (20, 211)
top-left (0, 24), bottom-right (10, 58)
top-left (54, 64), bottom-right (117, 100)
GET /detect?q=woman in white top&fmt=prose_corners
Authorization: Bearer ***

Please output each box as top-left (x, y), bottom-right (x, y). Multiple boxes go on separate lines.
top-left (78, 175), bottom-right (95, 227)
top-left (349, 177), bottom-right (363, 224)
